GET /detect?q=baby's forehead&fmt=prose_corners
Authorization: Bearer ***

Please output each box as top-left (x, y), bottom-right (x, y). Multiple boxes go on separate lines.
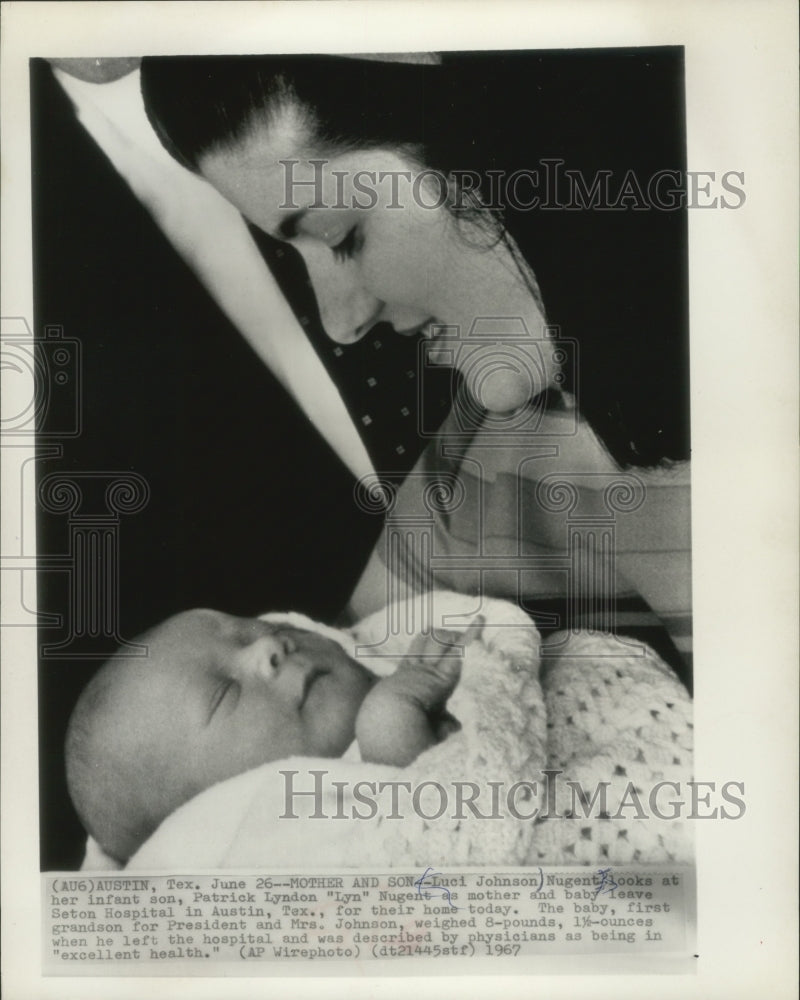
top-left (145, 608), bottom-right (219, 645)
top-left (102, 653), bottom-right (181, 707)
top-left (134, 610), bottom-right (225, 669)
top-left (101, 624), bottom-right (209, 708)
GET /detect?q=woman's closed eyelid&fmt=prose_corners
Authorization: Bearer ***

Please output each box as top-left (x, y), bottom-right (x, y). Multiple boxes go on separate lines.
top-left (330, 226), bottom-right (359, 262)
top-left (295, 216), bottom-right (361, 261)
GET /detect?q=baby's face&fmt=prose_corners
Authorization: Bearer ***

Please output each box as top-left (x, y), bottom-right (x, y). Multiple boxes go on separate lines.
top-left (113, 610), bottom-right (374, 817)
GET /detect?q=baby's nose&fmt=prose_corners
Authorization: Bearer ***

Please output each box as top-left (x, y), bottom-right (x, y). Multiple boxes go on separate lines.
top-left (234, 633), bottom-right (296, 680)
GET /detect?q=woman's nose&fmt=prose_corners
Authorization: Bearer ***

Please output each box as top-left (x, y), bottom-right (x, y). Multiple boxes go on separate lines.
top-left (303, 253), bottom-right (383, 344)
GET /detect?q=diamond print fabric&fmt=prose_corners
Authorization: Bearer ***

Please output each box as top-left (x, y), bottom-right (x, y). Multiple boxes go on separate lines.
top-left (249, 224), bottom-right (455, 476)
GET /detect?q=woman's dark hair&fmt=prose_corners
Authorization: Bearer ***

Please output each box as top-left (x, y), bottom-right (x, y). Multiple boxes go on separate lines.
top-left (141, 54), bottom-right (459, 172)
top-left (140, 52), bottom-right (689, 468)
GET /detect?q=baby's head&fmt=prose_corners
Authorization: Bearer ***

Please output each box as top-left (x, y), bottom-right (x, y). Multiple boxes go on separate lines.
top-left (66, 609), bottom-right (374, 862)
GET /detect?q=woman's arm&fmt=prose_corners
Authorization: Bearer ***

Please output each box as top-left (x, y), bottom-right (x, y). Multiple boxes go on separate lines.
top-left (342, 548), bottom-right (394, 622)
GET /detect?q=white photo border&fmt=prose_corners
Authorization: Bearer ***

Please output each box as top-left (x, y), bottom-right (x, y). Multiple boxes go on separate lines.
top-left (2, 1), bottom-right (798, 998)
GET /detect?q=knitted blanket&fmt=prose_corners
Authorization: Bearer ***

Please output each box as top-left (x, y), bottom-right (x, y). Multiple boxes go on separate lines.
top-left (94, 593), bottom-right (693, 870)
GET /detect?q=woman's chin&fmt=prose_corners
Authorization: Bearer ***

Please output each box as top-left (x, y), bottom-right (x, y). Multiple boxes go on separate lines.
top-left (472, 369), bottom-right (534, 413)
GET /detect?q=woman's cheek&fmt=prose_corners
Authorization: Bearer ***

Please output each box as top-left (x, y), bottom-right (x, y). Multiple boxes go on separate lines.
top-left (363, 250), bottom-right (438, 315)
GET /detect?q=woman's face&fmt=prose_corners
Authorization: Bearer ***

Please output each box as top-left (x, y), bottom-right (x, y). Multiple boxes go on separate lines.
top-left (200, 110), bottom-right (556, 408)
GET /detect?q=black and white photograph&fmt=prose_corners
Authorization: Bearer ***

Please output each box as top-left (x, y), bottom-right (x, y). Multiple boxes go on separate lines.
top-left (35, 43), bottom-right (695, 872)
top-left (2, 2), bottom-right (797, 997)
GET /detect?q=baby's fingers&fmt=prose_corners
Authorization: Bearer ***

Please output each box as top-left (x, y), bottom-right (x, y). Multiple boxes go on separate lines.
top-left (390, 654), bottom-right (462, 711)
top-left (404, 616), bottom-right (485, 662)
top-left (439, 614), bottom-right (486, 649)
top-left (402, 615), bottom-right (486, 668)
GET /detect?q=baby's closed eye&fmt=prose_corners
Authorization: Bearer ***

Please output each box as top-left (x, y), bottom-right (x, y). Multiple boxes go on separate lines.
top-left (207, 679), bottom-right (240, 723)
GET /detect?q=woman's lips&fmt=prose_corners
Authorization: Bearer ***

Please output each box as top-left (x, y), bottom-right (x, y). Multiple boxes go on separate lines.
top-left (396, 316), bottom-right (438, 337)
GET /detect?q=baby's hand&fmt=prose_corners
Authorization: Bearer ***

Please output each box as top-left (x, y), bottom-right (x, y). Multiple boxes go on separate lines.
top-left (356, 619), bottom-right (484, 766)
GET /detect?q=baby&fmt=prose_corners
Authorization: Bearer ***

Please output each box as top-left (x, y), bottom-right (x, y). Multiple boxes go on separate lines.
top-left (66, 608), bottom-right (478, 864)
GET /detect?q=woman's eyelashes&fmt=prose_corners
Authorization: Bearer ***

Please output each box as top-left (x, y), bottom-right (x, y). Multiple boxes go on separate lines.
top-left (330, 226), bottom-right (359, 262)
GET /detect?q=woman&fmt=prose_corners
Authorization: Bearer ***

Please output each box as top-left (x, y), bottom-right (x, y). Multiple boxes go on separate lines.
top-left (140, 51), bottom-right (691, 681)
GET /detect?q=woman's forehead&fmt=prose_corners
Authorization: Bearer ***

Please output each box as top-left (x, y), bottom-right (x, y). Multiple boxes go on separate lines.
top-left (199, 108), bottom-right (312, 224)
top-left (200, 118), bottom-right (418, 238)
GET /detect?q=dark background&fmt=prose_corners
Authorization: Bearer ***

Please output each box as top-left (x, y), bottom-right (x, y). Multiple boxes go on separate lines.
top-left (33, 49), bottom-right (688, 869)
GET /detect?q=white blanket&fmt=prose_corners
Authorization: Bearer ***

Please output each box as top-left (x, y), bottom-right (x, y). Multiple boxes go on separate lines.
top-left (83, 593), bottom-right (693, 870)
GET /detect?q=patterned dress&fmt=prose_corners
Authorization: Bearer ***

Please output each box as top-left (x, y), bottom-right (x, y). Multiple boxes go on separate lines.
top-left (350, 384), bottom-right (692, 686)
